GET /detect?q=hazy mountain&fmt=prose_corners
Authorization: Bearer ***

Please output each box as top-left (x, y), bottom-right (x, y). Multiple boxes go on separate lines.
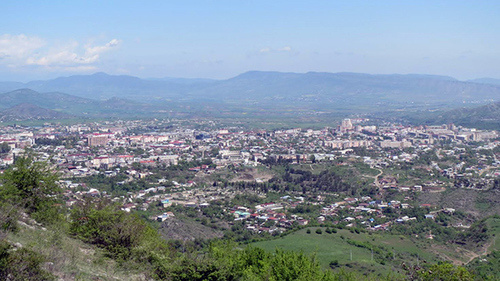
top-left (24, 72), bottom-right (211, 101)
top-left (467, 78), bottom-right (500, 86)
top-left (191, 71), bottom-right (498, 105)
top-left (1, 72), bottom-right (499, 111)
top-left (433, 101), bottom-right (500, 129)
top-left (0, 103), bottom-right (73, 121)
top-left (0, 89), bottom-right (95, 111)
top-left (94, 97), bottom-right (161, 117)
top-left (0, 89), bottom-right (157, 118)
top-left (0, 81), bottom-right (25, 93)
top-left (147, 77), bottom-right (217, 84)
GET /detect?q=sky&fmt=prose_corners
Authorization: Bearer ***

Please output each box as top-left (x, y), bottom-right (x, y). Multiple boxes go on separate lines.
top-left (1, 1), bottom-right (500, 81)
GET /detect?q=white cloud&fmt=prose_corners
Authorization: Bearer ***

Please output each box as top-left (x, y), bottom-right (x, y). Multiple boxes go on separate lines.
top-left (0, 34), bottom-right (120, 72)
top-left (27, 39), bottom-right (121, 66)
top-left (85, 39), bottom-right (121, 57)
top-left (259, 46), bottom-right (292, 53)
top-left (0, 34), bottom-right (45, 59)
top-left (277, 46), bottom-right (292, 52)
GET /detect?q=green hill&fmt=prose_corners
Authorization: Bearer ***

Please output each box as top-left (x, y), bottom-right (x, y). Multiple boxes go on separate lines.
top-left (0, 103), bottom-right (73, 121)
top-left (433, 102), bottom-right (500, 130)
top-left (251, 227), bottom-right (466, 276)
top-left (0, 88), bottom-right (159, 119)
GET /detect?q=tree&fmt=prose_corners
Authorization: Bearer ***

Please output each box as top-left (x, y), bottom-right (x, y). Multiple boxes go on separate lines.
top-left (0, 154), bottom-right (61, 224)
top-left (309, 155), bottom-right (316, 163)
top-left (0, 142), bottom-right (10, 154)
top-left (404, 262), bottom-right (474, 281)
top-left (69, 199), bottom-right (162, 261)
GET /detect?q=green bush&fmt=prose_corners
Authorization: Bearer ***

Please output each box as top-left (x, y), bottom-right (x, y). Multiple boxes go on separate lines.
top-left (69, 200), bottom-right (164, 262)
top-left (404, 262), bottom-right (474, 281)
top-left (0, 240), bottom-right (54, 280)
top-left (0, 203), bottom-right (19, 232)
top-left (0, 155), bottom-right (62, 225)
top-left (329, 260), bottom-right (339, 268)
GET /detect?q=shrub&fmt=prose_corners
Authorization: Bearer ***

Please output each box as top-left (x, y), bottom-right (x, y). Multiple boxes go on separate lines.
top-left (0, 155), bottom-right (62, 225)
top-left (0, 203), bottom-right (19, 232)
top-left (0, 240), bottom-right (54, 280)
top-left (70, 200), bottom-right (163, 261)
top-left (329, 260), bottom-right (339, 268)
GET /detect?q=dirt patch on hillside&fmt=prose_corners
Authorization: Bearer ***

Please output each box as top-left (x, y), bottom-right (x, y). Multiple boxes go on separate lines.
top-left (159, 218), bottom-right (224, 241)
top-left (418, 188), bottom-right (500, 218)
top-left (230, 168), bottom-right (275, 183)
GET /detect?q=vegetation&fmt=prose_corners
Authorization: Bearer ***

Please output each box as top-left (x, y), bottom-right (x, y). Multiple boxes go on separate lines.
top-left (468, 250), bottom-right (500, 280)
top-left (69, 199), bottom-right (165, 262)
top-left (0, 154), bottom-right (62, 224)
top-left (0, 240), bottom-right (55, 281)
top-left (0, 142), bottom-right (10, 154)
top-left (404, 262), bottom-right (474, 281)
top-left (0, 153), bottom-right (490, 280)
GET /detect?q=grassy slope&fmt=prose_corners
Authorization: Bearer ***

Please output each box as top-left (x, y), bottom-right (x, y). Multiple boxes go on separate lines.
top-left (418, 189), bottom-right (500, 218)
top-left (6, 223), bottom-right (149, 281)
top-left (251, 227), bottom-right (472, 276)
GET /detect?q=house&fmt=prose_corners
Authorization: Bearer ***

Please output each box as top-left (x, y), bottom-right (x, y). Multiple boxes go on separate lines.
top-left (161, 199), bottom-right (172, 208)
top-left (157, 213), bottom-right (169, 222)
top-left (297, 219), bottom-right (309, 226)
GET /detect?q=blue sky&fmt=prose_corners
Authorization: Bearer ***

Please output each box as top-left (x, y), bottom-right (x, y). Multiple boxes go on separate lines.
top-left (1, 1), bottom-right (499, 81)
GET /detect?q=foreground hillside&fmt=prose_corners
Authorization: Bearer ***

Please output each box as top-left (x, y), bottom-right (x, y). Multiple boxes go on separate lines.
top-left (0, 155), bottom-right (485, 280)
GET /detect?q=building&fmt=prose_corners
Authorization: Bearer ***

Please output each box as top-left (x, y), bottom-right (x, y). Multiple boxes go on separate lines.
top-left (87, 134), bottom-right (111, 146)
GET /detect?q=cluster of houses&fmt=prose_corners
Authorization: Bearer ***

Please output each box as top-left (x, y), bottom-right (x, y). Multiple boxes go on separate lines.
top-left (0, 119), bottom-right (497, 235)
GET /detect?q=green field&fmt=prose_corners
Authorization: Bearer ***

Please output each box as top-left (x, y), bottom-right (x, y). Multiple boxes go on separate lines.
top-left (251, 227), bottom-right (466, 276)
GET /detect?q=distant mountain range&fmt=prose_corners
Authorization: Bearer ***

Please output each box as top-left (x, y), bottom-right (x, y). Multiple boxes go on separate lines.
top-left (467, 78), bottom-right (500, 86)
top-left (1, 71), bottom-right (499, 104)
top-left (0, 72), bottom-right (215, 101)
top-left (0, 71), bottom-right (499, 122)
